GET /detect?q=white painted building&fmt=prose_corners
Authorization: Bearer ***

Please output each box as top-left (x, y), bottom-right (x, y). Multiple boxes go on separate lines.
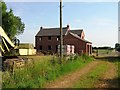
top-left (58, 45), bottom-right (75, 55)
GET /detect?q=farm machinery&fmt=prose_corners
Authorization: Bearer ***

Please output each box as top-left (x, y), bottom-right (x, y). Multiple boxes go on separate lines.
top-left (0, 26), bottom-right (30, 72)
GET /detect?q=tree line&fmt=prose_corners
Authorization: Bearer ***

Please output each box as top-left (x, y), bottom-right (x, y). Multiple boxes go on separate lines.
top-left (93, 43), bottom-right (120, 52)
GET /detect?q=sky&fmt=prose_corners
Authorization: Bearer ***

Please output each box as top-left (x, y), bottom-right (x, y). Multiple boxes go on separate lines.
top-left (4, 1), bottom-right (118, 47)
top-left (118, 1), bottom-right (120, 44)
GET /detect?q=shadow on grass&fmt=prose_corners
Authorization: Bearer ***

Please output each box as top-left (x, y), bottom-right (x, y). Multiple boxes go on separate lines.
top-left (96, 77), bottom-right (119, 88)
top-left (95, 56), bottom-right (120, 89)
top-left (95, 56), bottom-right (120, 63)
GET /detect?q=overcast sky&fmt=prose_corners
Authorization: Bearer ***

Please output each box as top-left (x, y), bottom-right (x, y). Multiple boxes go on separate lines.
top-left (4, 1), bottom-right (118, 47)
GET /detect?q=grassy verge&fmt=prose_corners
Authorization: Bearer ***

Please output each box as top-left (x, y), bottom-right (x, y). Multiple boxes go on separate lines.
top-left (2, 54), bottom-right (94, 88)
top-left (118, 60), bottom-right (120, 85)
top-left (113, 57), bottom-right (120, 84)
top-left (72, 61), bottom-right (108, 88)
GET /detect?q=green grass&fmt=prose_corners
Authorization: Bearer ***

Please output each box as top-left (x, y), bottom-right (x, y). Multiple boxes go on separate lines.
top-left (2, 54), bottom-right (94, 88)
top-left (72, 61), bottom-right (108, 88)
top-left (113, 57), bottom-right (120, 83)
top-left (118, 61), bottom-right (120, 83)
top-left (116, 60), bottom-right (120, 87)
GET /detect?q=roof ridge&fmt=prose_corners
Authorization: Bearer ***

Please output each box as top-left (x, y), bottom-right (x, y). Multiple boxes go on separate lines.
top-left (42, 27), bottom-right (67, 30)
top-left (69, 32), bottom-right (80, 38)
top-left (70, 29), bottom-right (83, 31)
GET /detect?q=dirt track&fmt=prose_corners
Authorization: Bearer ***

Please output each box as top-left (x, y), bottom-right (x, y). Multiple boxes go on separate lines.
top-left (95, 61), bottom-right (118, 88)
top-left (44, 58), bottom-right (118, 88)
top-left (45, 60), bottom-right (101, 88)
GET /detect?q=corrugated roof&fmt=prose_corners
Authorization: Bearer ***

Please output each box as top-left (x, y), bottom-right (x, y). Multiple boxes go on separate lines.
top-left (36, 27), bottom-right (68, 36)
top-left (69, 32), bottom-right (92, 43)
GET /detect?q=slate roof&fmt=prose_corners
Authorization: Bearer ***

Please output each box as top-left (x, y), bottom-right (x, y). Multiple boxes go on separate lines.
top-left (35, 27), bottom-right (83, 37)
top-left (35, 26), bottom-right (91, 43)
top-left (70, 29), bottom-right (83, 36)
top-left (36, 27), bottom-right (68, 36)
top-left (69, 32), bottom-right (92, 44)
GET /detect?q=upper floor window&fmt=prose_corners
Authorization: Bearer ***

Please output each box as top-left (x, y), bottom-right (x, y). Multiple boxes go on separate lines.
top-left (48, 36), bottom-right (51, 40)
top-left (39, 37), bottom-right (42, 41)
top-left (57, 36), bottom-right (60, 41)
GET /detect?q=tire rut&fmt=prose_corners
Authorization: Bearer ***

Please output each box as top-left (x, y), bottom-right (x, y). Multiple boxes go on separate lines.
top-left (44, 60), bottom-right (102, 88)
top-left (95, 62), bottom-right (118, 88)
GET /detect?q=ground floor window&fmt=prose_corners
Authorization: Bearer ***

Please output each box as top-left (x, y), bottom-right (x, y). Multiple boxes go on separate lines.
top-left (48, 45), bottom-right (51, 50)
top-left (39, 45), bottom-right (42, 50)
top-left (56, 45), bottom-right (58, 52)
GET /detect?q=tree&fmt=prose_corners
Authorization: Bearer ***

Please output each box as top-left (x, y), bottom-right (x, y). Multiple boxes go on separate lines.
top-left (115, 43), bottom-right (120, 52)
top-left (0, 2), bottom-right (25, 39)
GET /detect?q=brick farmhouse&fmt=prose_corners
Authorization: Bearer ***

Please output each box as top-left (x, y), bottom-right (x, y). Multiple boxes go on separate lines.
top-left (35, 25), bottom-right (92, 55)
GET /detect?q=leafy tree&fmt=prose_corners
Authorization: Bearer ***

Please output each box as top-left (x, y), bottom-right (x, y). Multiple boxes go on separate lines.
top-left (0, 1), bottom-right (25, 39)
top-left (115, 43), bottom-right (120, 52)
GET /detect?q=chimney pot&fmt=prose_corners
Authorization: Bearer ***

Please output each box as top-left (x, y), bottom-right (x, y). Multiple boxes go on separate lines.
top-left (40, 26), bottom-right (43, 30)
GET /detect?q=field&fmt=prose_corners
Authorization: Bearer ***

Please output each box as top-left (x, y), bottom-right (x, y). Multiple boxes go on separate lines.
top-left (93, 49), bottom-right (118, 57)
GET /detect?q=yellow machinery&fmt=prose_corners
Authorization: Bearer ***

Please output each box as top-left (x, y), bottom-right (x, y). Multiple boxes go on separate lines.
top-left (0, 26), bottom-right (27, 71)
top-left (0, 26), bottom-right (19, 55)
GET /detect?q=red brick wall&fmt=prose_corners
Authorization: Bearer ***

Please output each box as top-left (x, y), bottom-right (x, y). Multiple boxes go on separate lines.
top-left (63, 34), bottom-right (87, 54)
top-left (35, 36), bottom-right (60, 53)
top-left (35, 34), bottom-right (92, 55)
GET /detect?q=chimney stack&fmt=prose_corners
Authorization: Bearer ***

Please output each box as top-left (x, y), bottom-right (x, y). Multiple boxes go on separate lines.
top-left (67, 24), bottom-right (70, 31)
top-left (67, 24), bottom-right (69, 28)
top-left (40, 26), bottom-right (43, 30)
